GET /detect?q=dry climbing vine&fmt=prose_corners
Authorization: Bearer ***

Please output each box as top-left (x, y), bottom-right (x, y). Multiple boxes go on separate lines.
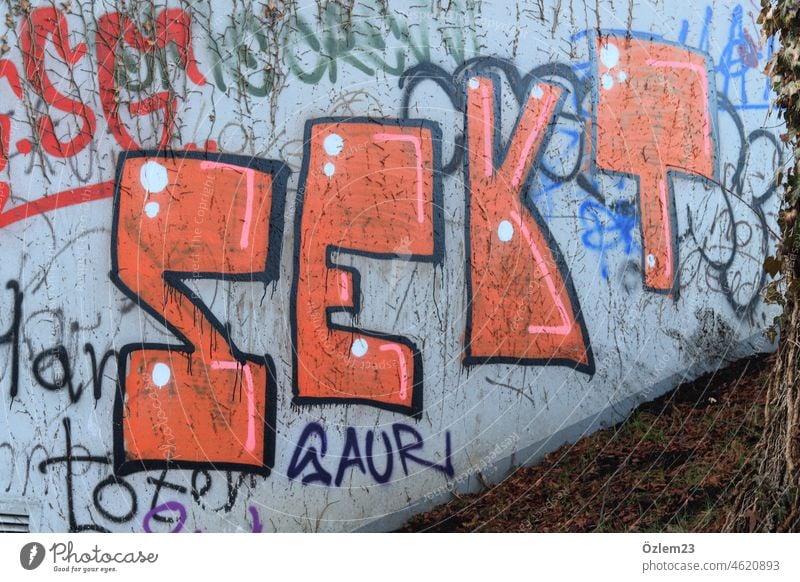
top-left (726, 0), bottom-right (800, 532)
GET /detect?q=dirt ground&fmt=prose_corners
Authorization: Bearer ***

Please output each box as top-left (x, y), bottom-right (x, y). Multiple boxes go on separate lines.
top-left (400, 355), bottom-right (772, 532)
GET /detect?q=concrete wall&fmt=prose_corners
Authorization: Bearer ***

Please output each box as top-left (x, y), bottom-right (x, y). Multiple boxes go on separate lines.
top-left (0, 0), bottom-right (782, 532)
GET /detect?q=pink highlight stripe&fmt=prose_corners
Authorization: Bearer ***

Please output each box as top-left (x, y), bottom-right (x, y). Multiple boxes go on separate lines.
top-left (373, 133), bottom-right (426, 224)
top-left (509, 210), bottom-right (572, 336)
top-left (211, 360), bottom-right (257, 454)
top-left (510, 91), bottom-right (558, 188)
top-left (480, 83), bottom-right (494, 178)
top-left (339, 271), bottom-right (349, 302)
top-left (645, 59), bottom-right (711, 156)
top-left (657, 178), bottom-right (673, 280)
top-left (200, 161), bottom-right (256, 249)
top-left (379, 343), bottom-right (409, 400)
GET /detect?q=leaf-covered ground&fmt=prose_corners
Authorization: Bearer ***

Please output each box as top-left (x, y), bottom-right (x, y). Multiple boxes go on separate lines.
top-left (400, 355), bottom-right (772, 532)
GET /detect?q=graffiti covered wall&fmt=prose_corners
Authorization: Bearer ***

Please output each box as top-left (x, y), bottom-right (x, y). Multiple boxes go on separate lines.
top-left (0, 0), bottom-right (782, 532)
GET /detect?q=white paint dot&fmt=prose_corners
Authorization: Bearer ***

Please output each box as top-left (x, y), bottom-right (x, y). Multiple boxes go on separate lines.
top-left (144, 201), bottom-right (160, 218)
top-left (323, 162), bottom-right (336, 177)
top-left (152, 363), bottom-right (171, 387)
top-left (600, 42), bottom-right (620, 69)
top-left (646, 254), bottom-right (657, 269)
top-left (617, 70), bottom-right (628, 83)
top-left (351, 338), bottom-right (368, 358)
top-left (324, 133), bottom-right (344, 156)
top-left (530, 84), bottom-right (544, 100)
top-left (140, 161), bottom-right (168, 194)
top-left (468, 77), bottom-right (480, 90)
top-left (601, 74), bottom-right (614, 91)
top-left (497, 220), bottom-right (514, 242)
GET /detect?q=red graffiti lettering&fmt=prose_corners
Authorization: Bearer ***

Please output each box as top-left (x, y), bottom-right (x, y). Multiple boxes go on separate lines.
top-left (111, 152), bottom-right (286, 475)
top-left (594, 35), bottom-right (716, 295)
top-left (20, 8), bottom-right (96, 158)
top-left (96, 10), bottom-right (206, 150)
top-left (463, 76), bottom-right (592, 371)
top-left (292, 120), bottom-right (443, 416)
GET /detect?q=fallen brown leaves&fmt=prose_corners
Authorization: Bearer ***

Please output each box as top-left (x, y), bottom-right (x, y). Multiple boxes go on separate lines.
top-left (400, 355), bottom-right (772, 532)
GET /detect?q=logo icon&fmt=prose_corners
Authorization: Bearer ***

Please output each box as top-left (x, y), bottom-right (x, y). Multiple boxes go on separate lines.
top-left (20, 542), bottom-right (46, 570)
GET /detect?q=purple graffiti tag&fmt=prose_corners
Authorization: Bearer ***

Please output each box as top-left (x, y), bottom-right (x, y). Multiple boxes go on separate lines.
top-left (249, 505), bottom-right (263, 533)
top-left (143, 501), bottom-right (187, 533)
